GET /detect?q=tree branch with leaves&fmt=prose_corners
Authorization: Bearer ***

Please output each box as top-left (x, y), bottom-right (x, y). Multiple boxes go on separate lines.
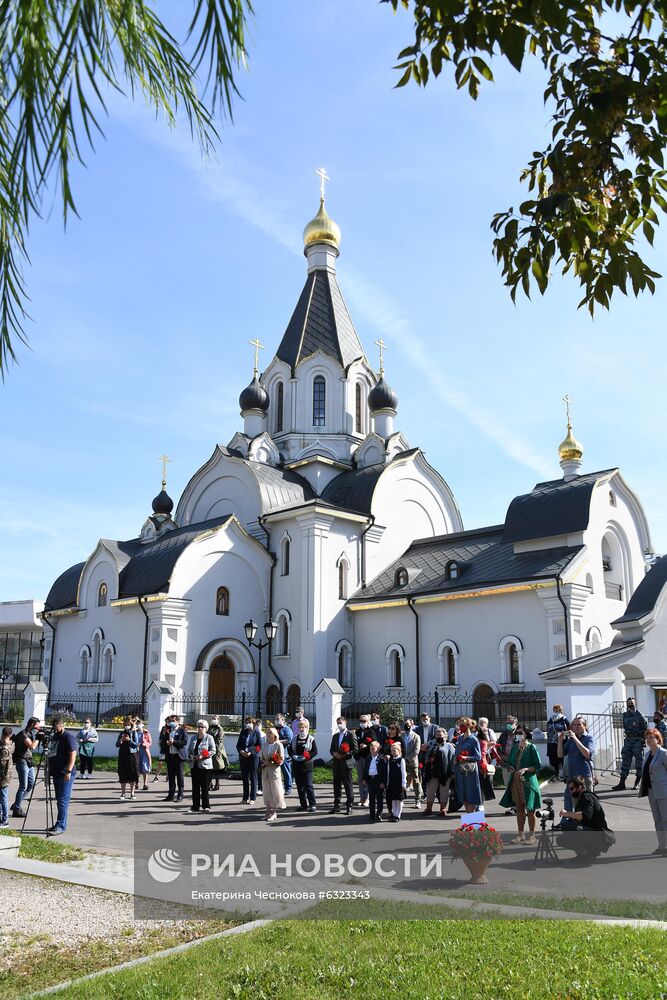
top-left (0, 0), bottom-right (252, 375)
top-left (386, 0), bottom-right (667, 313)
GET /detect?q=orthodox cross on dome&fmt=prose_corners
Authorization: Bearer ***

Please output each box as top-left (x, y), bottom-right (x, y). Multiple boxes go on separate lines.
top-left (562, 393), bottom-right (574, 428)
top-left (249, 337), bottom-right (265, 377)
top-left (315, 166), bottom-right (330, 200)
top-left (158, 453), bottom-right (171, 489)
top-left (374, 337), bottom-right (388, 377)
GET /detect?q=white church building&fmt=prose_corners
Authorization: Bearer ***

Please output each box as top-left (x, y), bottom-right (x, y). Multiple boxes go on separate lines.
top-left (41, 192), bottom-right (666, 724)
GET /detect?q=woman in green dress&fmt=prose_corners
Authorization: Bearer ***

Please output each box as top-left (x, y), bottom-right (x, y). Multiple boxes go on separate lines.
top-left (499, 725), bottom-right (542, 844)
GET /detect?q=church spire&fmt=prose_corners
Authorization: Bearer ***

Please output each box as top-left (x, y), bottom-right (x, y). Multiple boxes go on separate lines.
top-left (558, 394), bottom-right (584, 481)
top-left (369, 339), bottom-right (398, 439)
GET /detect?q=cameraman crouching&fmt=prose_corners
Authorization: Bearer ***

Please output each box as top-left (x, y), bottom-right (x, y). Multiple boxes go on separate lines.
top-left (47, 715), bottom-right (77, 837)
top-left (557, 775), bottom-right (614, 863)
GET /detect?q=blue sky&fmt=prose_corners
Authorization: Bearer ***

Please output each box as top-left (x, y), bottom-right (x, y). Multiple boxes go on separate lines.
top-left (0, 0), bottom-right (665, 603)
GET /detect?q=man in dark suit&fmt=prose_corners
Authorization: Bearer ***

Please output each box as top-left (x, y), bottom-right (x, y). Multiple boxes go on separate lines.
top-left (329, 716), bottom-right (358, 815)
top-left (370, 713), bottom-right (388, 746)
top-left (236, 716), bottom-right (262, 803)
top-left (415, 713), bottom-right (438, 747)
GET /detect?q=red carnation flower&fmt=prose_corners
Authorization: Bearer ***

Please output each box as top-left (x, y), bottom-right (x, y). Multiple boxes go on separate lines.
top-left (254, 745), bottom-right (261, 752)
top-left (365, 736), bottom-right (372, 743)
top-left (341, 742), bottom-right (350, 753)
top-left (200, 748), bottom-right (210, 759)
top-left (303, 750), bottom-right (311, 760)
top-left (387, 739), bottom-right (395, 745)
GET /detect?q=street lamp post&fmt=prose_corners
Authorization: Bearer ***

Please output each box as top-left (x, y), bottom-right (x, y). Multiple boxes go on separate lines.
top-left (0, 672), bottom-right (9, 720)
top-left (243, 619), bottom-right (278, 717)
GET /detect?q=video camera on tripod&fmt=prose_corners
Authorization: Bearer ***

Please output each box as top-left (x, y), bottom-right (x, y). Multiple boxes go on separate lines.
top-left (534, 797), bottom-right (555, 829)
top-left (532, 798), bottom-right (559, 864)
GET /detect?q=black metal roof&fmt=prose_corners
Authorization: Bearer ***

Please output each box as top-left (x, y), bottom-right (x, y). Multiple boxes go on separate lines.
top-left (44, 517), bottom-right (234, 610)
top-left (351, 525), bottom-right (582, 602)
top-left (45, 561), bottom-right (86, 611)
top-left (321, 450), bottom-right (421, 514)
top-left (118, 517), bottom-right (232, 597)
top-left (247, 460), bottom-right (316, 509)
top-left (275, 269), bottom-right (366, 373)
top-left (503, 469), bottom-right (617, 543)
top-left (612, 554), bottom-right (667, 625)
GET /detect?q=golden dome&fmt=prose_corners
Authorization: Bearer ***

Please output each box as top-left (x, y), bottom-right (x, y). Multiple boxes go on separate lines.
top-left (303, 198), bottom-right (341, 250)
top-left (558, 422), bottom-right (584, 461)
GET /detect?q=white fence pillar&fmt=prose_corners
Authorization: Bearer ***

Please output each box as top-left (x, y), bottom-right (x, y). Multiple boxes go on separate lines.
top-left (313, 678), bottom-right (344, 761)
top-left (146, 681), bottom-right (175, 739)
top-left (23, 681), bottom-right (49, 727)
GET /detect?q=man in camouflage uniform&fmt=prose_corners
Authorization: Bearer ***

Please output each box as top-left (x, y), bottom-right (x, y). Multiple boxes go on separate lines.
top-left (611, 697), bottom-right (647, 790)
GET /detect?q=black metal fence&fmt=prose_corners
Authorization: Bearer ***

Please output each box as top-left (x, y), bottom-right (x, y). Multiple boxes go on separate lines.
top-left (341, 690), bottom-right (549, 730)
top-left (48, 692), bottom-right (144, 726)
top-left (169, 692), bottom-right (317, 728)
top-left (0, 681), bottom-right (26, 722)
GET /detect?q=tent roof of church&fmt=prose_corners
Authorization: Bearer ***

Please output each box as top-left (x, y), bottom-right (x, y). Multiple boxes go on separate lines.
top-left (320, 450), bottom-right (421, 514)
top-left (350, 525), bottom-right (582, 603)
top-left (44, 516), bottom-right (234, 610)
top-left (275, 269), bottom-right (366, 373)
top-left (503, 469), bottom-right (618, 543)
top-left (246, 457), bottom-right (316, 508)
top-left (612, 553), bottom-right (667, 625)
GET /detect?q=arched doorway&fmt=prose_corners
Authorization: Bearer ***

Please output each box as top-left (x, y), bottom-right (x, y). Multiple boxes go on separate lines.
top-left (286, 683), bottom-right (301, 720)
top-left (208, 655), bottom-right (235, 713)
top-left (265, 684), bottom-right (281, 717)
top-left (472, 683), bottom-right (495, 722)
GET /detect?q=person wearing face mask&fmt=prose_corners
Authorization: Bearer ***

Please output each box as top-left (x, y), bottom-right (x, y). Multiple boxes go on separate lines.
top-left (475, 719), bottom-right (499, 802)
top-left (274, 714), bottom-right (294, 797)
top-left (499, 725), bottom-right (542, 844)
top-left (638, 728), bottom-right (667, 856)
top-left (254, 719), bottom-right (266, 796)
top-left (498, 716), bottom-right (518, 814)
top-left (154, 715), bottom-right (173, 783)
top-left (236, 717), bottom-right (262, 804)
top-left (77, 719), bottom-right (98, 780)
top-left (291, 707), bottom-right (310, 736)
top-left (652, 711), bottom-right (667, 744)
top-left (454, 718), bottom-right (483, 814)
top-left (416, 713), bottom-right (437, 746)
top-left (370, 713), bottom-right (388, 746)
top-left (135, 720), bottom-right (152, 790)
top-left (163, 717), bottom-right (188, 802)
top-left (380, 743), bottom-right (408, 822)
top-left (423, 729), bottom-right (455, 816)
top-left (291, 720), bottom-right (318, 813)
top-left (546, 705), bottom-right (570, 780)
top-left (354, 715), bottom-right (378, 807)
top-left (612, 698), bottom-right (648, 791)
top-left (329, 717), bottom-right (358, 815)
top-left (401, 719), bottom-right (423, 807)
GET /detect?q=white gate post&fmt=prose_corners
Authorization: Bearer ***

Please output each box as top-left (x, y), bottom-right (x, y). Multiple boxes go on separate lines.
top-left (23, 681), bottom-right (49, 727)
top-left (313, 678), bottom-right (345, 761)
top-left (146, 681), bottom-right (175, 739)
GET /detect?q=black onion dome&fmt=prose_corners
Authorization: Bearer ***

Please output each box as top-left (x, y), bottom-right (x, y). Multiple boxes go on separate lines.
top-left (368, 376), bottom-right (398, 412)
top-left (152, 489), bottom-right (174, 515)
top-left (239, 376), bottom-right (269, 413)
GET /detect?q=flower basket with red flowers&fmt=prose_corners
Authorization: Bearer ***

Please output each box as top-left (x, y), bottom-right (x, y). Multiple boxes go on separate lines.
top-left (340, 742), bottom-right (350, 753)
top-left (448, 823), bottom-right (503, 884)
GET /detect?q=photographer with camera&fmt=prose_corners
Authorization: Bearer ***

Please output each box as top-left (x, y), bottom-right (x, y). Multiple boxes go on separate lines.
top-left (10, 716), bottom-right (41, 819)
top-left (558, 717), bottom-right (595, 812)
top-left (47, 715), bottom-right (77, 836)
top-left (558, 775), bottom-right (614, 863)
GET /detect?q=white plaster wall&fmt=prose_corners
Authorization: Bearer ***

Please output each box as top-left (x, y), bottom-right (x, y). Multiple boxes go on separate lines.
top-left (48, 605), bottom-right (146, 694)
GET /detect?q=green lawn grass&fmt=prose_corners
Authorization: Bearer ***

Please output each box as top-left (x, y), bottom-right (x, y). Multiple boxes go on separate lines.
top-left (440, 888), bottom-right (667, 921)
top-left (0, 826), bottom-right (84, 863)
top-left (47, 919), bottom-right (667, 1000)
top-left (2, 918), bottom-right (234, 999)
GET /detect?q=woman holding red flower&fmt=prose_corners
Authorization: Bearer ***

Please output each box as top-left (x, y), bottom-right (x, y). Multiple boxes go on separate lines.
top-left (381, 721), bottom-right (403, 759)
top-left (454, 717), bottom-right (483, 813)
top-left (187, 720), bottom-right (216, 813)
top-left (291, 720), bottom-right (319, 812)
top-left (260, 727), bottom-right (285, 822)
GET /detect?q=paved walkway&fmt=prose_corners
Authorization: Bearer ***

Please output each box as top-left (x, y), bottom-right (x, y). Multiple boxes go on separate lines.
top-left (6, 771), bottom-right (665, 904)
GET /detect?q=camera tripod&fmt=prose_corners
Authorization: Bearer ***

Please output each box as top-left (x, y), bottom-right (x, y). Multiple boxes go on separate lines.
top-left (533, 815), bottom-right (559, 865)
top-left (20, 736), bottom-right (56, 836)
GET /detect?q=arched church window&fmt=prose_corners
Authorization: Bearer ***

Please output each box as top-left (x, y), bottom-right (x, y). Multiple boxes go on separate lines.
top-left (97, 583), bottom-right (107, 607)
top-left (276, 382), bottom-right (284, 433)
top-left (355, 383), bottom-right (363, 434)
top-left (609, 490), bottom-right (617, 507)
top-left (390, 649), bottom-right (402, 687)
top-left (445, 561), bottom-right (459, 581)
top-left (336, 640), bottom-right (353, 687)
top-left (280, 535), bottom-right (290, 577)
top-left (313, 376), bottom-right (326, 427)
top-left (216, 586), bottom-right (230, 616)
top-left (395, 568), bottom-right (408, 588)
top-left (338, 559), bottom-right (348, 600)
top-left (446, 647), bottom-right (456, 685)
top-left (507, 644), bottom-right (520, 684)
top-left (275, 610), bottom-right (291, 656)
top-left (79, 646), bottom-right (91, 683)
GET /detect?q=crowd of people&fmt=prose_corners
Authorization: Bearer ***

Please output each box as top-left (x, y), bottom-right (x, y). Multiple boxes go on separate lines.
top-left (1, 702), bottom-right (666, 854)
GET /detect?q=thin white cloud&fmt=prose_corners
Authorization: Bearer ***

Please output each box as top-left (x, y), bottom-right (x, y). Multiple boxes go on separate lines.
top-left (115, 102), bottom-right (553, 478)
